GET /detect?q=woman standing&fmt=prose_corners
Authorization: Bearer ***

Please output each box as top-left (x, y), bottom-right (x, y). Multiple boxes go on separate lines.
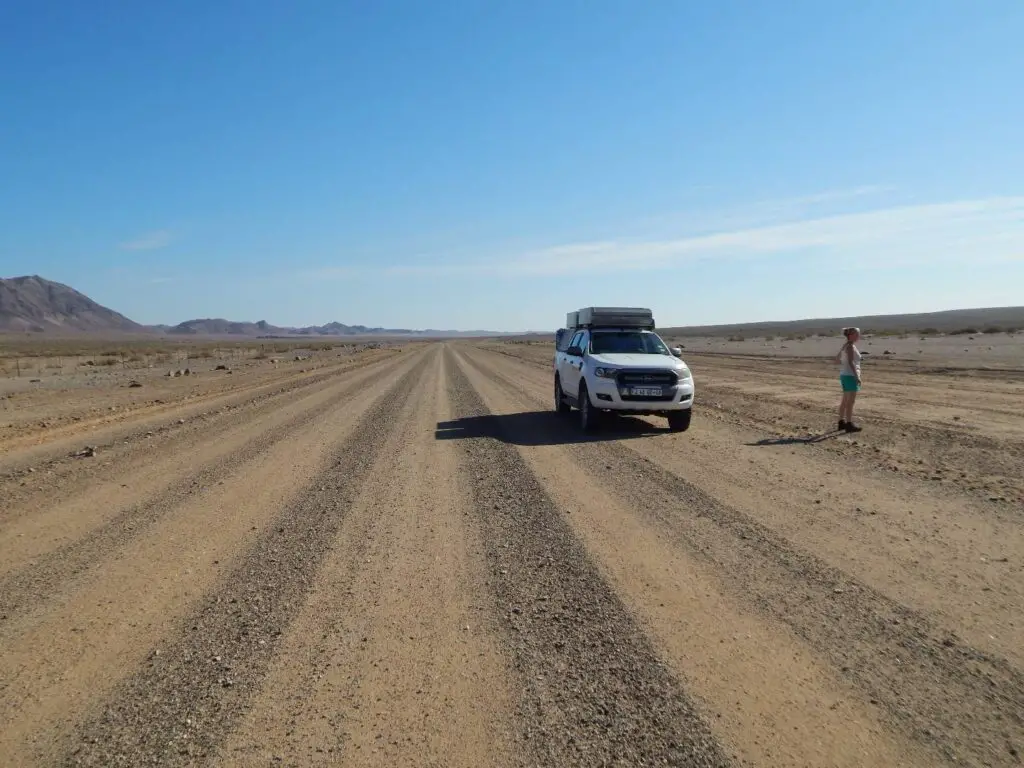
top-left (837, 327), bottom-right (863, 433)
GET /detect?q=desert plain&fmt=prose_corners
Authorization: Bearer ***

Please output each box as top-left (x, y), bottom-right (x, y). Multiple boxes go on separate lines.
top-left (1, 331), bottom-right (1022, 767)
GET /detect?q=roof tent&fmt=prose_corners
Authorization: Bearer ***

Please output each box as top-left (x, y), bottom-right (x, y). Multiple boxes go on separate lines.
top-left (573, 307), bottom-right (655, 330)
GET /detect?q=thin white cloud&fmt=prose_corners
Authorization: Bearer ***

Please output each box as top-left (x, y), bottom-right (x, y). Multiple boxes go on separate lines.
top-left (302, 195), bottom-right (1024, 280)
top-left (635, 184), bottom-right (895, 237)
top-left (748, 184), bottom-right (894, 210)
top-left (498, 197), bottom-right (1024, 275)
top-left (120, 230), bottom-right (173, 251)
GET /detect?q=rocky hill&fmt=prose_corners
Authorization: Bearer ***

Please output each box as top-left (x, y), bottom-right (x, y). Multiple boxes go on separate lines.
top-left (166, 319), bottom-right (280, 336)
top-left (0, 276), bottom-right (146, 333)
top-left (0, 275), bottom-right (500, 337)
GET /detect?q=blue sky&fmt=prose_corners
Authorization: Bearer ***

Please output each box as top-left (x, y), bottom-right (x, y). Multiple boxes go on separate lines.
top-left (2, 1), bottom-right (1022, 330)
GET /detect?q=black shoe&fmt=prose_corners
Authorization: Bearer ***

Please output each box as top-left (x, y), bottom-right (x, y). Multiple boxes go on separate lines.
top-left (844, 422), bottom-right (863, 433)
top-left (838, 420), bottom-right (847, 431)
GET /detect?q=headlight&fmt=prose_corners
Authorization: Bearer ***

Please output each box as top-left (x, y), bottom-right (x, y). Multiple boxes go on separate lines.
top-left (594, 367), bottom-right (617, 378)
top-left (677, 367), bottom-right (692, 380)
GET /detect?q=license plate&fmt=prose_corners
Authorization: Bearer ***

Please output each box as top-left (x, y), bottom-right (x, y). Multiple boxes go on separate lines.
top-left (630, 387), bottom-right (663, 397)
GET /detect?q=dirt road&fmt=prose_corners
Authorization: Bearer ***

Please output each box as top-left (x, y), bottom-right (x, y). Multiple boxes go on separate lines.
top-left (1, 342), bottom-right (1021, 767)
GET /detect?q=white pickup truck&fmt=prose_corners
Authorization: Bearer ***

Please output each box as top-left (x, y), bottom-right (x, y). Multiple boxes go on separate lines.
top-left (553, 307), bottom-right (694, 432)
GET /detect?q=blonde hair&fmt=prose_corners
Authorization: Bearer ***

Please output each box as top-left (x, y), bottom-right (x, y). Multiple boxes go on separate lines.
top-left (842, 327), bottom-right (860, 339)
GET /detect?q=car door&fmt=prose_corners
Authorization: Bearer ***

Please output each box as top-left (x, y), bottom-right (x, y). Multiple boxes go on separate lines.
top-left (562, 331), bottom-right (587, 396)
top-left (558, 331), bottom-right (580, 394)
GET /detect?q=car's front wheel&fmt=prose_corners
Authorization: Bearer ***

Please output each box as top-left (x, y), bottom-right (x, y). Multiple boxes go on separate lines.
top-left (579, 383), bottom-right (598, 432)
top-left (667, 409), bottom-right (692, 432)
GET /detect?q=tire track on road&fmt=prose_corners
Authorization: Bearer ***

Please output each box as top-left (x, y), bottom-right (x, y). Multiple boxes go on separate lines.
top-left (0, 349), bottom-right (402, 523)
top-left (0, 351), bottom-right (413, 627)
top-left (220, 346), bottom-right (513, 768)
top-left (0, 348), bottom-right (400, 484)
top-left (0, 348), bottom-right (399, 467)
top-left (444, 348), bottom-right (730, 768)
top-left (455, 346), bottom-right (933, 767)
top-left (476, 344), bottom-right (1024, 665)
top-left (0, 350), bottom-right (427, 766)
top-left (58, 351), bottom-right (434, 767)
top-left (462, 345), bottom-right (1024, 767)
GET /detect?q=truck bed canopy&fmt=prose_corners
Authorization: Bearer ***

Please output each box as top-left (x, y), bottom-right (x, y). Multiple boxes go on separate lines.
top-left (568, 307), bottom-right (655, 330)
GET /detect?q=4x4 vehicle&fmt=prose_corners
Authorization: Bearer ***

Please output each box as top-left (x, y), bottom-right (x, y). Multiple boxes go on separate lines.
top-left (553, 307), bottom-right (694, 432)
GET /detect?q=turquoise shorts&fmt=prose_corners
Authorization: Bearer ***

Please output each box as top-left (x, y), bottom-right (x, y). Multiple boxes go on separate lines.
top-left (840, 374), bottom-right (860, 393)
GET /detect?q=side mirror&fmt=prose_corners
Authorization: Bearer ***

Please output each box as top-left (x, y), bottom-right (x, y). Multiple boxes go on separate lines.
top-left (567, 346), bottom-right (583, 358)
top-left (670, 347), bottom-right (682, 357)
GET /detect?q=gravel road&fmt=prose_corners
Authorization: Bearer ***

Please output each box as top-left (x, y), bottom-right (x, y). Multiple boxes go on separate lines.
top-left (1, 342), bottom-right (1021, 767)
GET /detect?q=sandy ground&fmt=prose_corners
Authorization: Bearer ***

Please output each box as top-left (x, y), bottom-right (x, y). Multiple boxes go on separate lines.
top-left (665, 331), bottom-right (1024, 368)
top-left (0, 340), bottom-right (1021, 767)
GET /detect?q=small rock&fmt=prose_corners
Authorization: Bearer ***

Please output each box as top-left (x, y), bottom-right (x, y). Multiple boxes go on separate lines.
top-left (128, 380), bottom-right (143, 388)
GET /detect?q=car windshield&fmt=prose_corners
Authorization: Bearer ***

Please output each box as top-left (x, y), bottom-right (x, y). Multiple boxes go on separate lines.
top-left (590, 331), bottom-right (669, 355)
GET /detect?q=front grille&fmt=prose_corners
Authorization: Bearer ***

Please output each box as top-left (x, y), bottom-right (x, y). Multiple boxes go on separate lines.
top-left (615, 370), bottom-right (679, 387)
top-left (616, 369), bottom-right (678, 402)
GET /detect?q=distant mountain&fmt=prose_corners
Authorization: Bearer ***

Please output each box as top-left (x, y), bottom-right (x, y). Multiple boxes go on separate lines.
top-left (166, 319), bottom-right (284, 336)
top-left (662, 306), bottom-right (1024, 338)
top-left (0, 275), bottom-right (504, 337)
top-left (0, 275), bottom-right (147, 333)
top-left (166, 319), bottom-right (503, 338)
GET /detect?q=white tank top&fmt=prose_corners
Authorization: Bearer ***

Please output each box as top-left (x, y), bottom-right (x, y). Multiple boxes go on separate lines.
top-left (839, 344), bottom-right (861, 376)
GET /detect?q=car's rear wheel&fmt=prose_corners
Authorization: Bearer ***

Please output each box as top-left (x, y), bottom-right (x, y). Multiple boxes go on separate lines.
top-left (579, 384), bottom-right (598, 432)
top-left (554, 376), bottom-right (571, 414)
top-left (667, 409), bottom-right (691, 432)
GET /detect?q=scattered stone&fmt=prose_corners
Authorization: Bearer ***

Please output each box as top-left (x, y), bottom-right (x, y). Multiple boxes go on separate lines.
top-left (215, 364), bottom-right (229, 371)
top-left (128, 380), bottom-right (143, 388)
top-left (75, 446), bottom-right (97, 458)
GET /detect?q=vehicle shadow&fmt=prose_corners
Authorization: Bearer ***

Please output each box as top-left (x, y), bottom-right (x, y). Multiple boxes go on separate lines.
top-left (436, 411), bottom-right (666, 447)
top-left (746, 431), bottom-right (841, 447)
